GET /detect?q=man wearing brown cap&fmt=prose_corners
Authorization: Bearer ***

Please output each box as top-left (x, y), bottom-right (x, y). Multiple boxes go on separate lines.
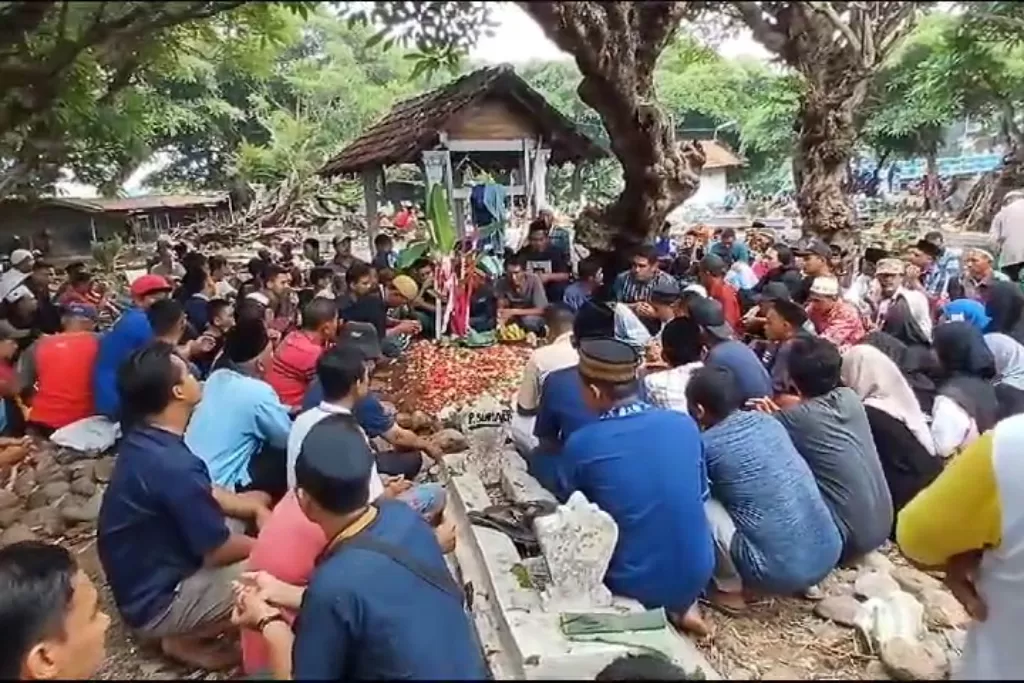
top-left (561, 337), bottom-right (714, 635)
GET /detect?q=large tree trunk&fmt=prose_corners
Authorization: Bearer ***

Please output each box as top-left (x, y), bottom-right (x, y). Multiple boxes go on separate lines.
top-left (964, 145), bottom-right (1024, 232)
top-left (792, 78), bottom-right (866, 241)
top-left (518, 2), bottom-right (705, 286)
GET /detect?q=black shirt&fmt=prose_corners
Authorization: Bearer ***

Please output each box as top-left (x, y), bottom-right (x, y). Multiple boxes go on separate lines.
top-left (517, 246), bottom-right (570, 300)
top-left (342, 294), bottom-right (388, 340)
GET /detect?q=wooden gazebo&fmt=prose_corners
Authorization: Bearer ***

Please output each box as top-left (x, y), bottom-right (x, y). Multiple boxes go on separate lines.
top-left (318, 64), bottom-right (606, 241)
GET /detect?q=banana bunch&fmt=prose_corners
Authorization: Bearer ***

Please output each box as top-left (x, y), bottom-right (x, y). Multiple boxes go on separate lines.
top-left (497, 322), bottom-right (527, 343)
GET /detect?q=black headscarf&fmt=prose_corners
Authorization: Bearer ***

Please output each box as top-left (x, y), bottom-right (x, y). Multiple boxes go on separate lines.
top-left (862, 331), bottom-right (938, 414)
top-left (932, 321), bottom-right (1000, 432)
top-left (982, 280), bottom-right (1024, 344)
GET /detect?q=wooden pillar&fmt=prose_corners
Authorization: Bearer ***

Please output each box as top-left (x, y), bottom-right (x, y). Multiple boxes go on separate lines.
top-left (533, 148), bottom-right (550, 210)
top-left (519, 139), bottom-right (532, 217)
top-left (362, 168), bottom-right (379, 253)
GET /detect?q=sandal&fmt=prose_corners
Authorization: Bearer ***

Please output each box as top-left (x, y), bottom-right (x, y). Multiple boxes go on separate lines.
top-left (468, 500), bottom-right (557, 555)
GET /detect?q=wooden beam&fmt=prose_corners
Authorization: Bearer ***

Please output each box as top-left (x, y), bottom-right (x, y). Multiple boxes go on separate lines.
top-left (362, 168), bottom-right (379, 252)
top-left (444, 138), bottom-right (539, 153)
top-left (452, 185), bottom-right (525, 199)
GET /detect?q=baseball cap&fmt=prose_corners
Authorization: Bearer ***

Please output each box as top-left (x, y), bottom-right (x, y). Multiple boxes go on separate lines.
top-left (649, 279), bottom-right (682, 305)
top-left (795, 239), bottom-right (831, 259)
top-left (809, 276), bottom-right (841, 298)
top-left (130, 274), bottom-right (172, 298)
top-left (337, 321), bottom-right (383, 361)
top-left (390, 275), bottom-right (419, 301)
top-left (9, 249), bottom-right (33, 266)
top-left (756, 282), bottom-right (792, 304)
top-left (698, 253), bottom-right (728, 277)
top-left (875, 258), bottom-right (904, 276)
top-left (62, 302), bottom-right (98, 321)
top-left (688, 297), bottom-right (734, 341)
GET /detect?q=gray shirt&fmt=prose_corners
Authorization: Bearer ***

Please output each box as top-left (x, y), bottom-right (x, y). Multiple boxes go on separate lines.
top-left (775, 387), bottom-right (893, 559)
top-left (495, 273), bottom-right (547, 310)
top-left (992, 197), bottom-right (1024, 268)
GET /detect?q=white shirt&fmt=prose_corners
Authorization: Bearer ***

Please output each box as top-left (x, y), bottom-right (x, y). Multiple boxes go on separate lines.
top-left (515, 332), bottom-right (579, 413)
top-left (214, 279), bottom-right (237, 299)
top-left (286, 402), bottom-right (385, 501)
top-left (877, 287), bottom-right (933, 342)
top-left (644, 362), bottom-right (703, 415)
top-left (930, 394), bottom-right (978, 458)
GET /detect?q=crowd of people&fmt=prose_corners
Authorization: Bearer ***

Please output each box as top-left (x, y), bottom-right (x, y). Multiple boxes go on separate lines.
top-left (2, 191), bottom-right (1024, 679)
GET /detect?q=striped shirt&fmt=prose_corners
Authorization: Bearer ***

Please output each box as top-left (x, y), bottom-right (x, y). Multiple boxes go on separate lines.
top-left (613, 269), bottom-right (675, 305)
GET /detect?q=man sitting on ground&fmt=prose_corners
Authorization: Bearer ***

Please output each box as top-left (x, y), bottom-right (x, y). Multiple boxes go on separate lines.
top-left (266, 298), bottom-right (338, 409)
top-left (762, 296), bottom-right (815, 397)
top-left (644, 316), bottom-right (704, 414)
top-left (518, 221), bottom-right (572, 303)
top-left (563, 256), bottom-right (602, 313)
top-left (231, 416), bottom-right (487, 680)
top-left (19, 304), bottom-right (100, 436)
top-left (495, 256), bottom-right (548, 335)
top-left (753, 336), bottom-right (893, 562)
top-left (301, 323), bottom-right (445, 480)
top-left (613, 246), bottom-right (676, 335)
top-left (698, 254), bottom-right (742, 331)
top-left (98, 344), bottom-right (265, 670)
top-left (689, 297), bottom-right (772, 401)
top-left (342, 263), bottom-right (420, 358)
top-left (513, 304), bottom-right (579, 454)
top-left (687, 365), bottom-right (841, 612)
top-left (562, 338), bottom-right (714, 635)
top-left (0, 541), bottom-right (111, 680)
top-left (185, 319), bottom-right (293, 503)
top-left (806, 276), bottom-right (865, 351)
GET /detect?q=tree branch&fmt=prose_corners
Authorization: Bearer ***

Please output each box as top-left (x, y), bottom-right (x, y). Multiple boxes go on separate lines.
top-left (808, 2), bottom-right (863, 56)
top-left (731, 2), bottom-right (788, 55)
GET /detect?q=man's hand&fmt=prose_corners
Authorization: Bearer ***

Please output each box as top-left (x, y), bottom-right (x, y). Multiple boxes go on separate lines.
top-left (435, 514), bottom-right (457, 554)
top-left (422, 440), bottom-right (445, 462)
top-left (254, 505), bottom-right (273, 531)
top-left (382, 475), bottom-right (413, 498)
top-left (634, 302), bottom-right (655, 317)
top-left (944, 551), bottom-right (987, 621)
top-left (239, 571), bottom-right (295, 609)
top-left (267, 328), bottom-right (282, 344)
top-left (497, 309), bottom-right (512, 324)
top-left (231, 584), bottom-right (280, 630)
top-left (745, 396), bottom-right (782, 414)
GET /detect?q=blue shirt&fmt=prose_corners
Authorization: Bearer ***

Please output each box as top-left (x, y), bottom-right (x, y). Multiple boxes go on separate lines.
top-left (562, 405), bottom-right (714, 612)
top-left (184, 368), bottom-right (292, 489)
top-left (293, 500), bottom-right (487, 680)
top-left (302, 379), bottom-right (395, 438)
top-left (709, 240), bottom-right (751, 265)
top-left (97, 425), bottom-right (229, 628)
top-left (92, 307), bottom-right (153, 418)
top-left (702, 411), bottom-right (842, 593)
top-left (706, 341), bottom-right (772, 401)
top-left (532, 366), bottom-right (599, 501)
top-left (562, 281), bottom-right (593, 313)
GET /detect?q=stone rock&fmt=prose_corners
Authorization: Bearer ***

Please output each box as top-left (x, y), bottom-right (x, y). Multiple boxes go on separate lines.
top-left (0, 523), bottom-right (37, 546)
top-left (26, 490), bottom-right (49, 510)
top-left (892, 566), bottom-right (944, 599)
top-left (814, 594), bottom-right (865, 627)
top-left (921, 588), bottom-right (969, 629)
top-left (409, 410), bottom-right (432, 432)
top-left (68, 460), bottom-right (96, 480)
top-left (855, 592), bottom-right (925, 648)
top-left (0, 505), bottom-right (24, 528)
top-left (942, 628), bottom-right (967, 655)
top-left (12, 469), bottom-right (35, 497)
top-left (854, 569), bottom-right (902, 600)
top-left (396, 412), bottom-right (413, 429)
top-left (21, 507), bottom-right (64, 537)
top-left (729, 668), bottom-right (755, 680)
top-left (42, 481), bottom-right (70, 502)
top-left (434, 428), bottom-right (469, 454)
top-left (860, 550), bottom-right (896, 574)
top-left (864, 660), bottom-right (891, 680)
top-left (93, 457), bottom-right (114, 483)
top-left (880, 637), bottom-right (948, 681)
top-left (34, 463), bottom-right (67, 486)
top-left (0, 489), bottom-right (19, 511)
top-left (70, 477), bottom-right (97, 498)
top-left (534, 491), bottom-right (617, 609)
top-left (60, 492), bottom-right (102, 524)
top-left (761, 665), bottom-right (802, 680)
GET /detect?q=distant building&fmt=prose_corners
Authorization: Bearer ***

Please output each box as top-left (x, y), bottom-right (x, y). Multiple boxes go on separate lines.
top-left (0, 194), bottom-right (231, 258)
top-left (687, 139), bottom-right (746, 206)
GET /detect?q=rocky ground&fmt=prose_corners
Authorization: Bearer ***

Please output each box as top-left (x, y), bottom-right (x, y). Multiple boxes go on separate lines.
top-left (0, 352), bottom-right (968, 680)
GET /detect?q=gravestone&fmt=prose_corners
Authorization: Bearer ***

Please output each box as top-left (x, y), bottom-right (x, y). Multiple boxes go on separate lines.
top-left (534, 491), bottom-right (617, 610)
top-left (460, 395), bottom-right (513, 487)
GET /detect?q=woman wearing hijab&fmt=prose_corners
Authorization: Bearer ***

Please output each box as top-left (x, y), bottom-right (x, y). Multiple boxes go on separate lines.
top-left (982, 279), bottom-right (1024, 343)
top-left (861, 331), bottom-right (939, 414)
top-left (984, 332), bottom-right (1024, 419)
top-left (841, 346), bottom-right (941, 536)
top-left (931, 321), bottom-right (1000, 458)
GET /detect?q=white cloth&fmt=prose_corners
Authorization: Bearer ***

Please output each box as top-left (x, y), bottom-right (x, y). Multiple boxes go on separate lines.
top-left (930, 394), bottom-right (978, 459)
top-left (841, 345), bottom-right (936, 456)
top-left (985, 332), bottom-right (1024, 392)
top-left (50, 416), bottom-right (121, 453)
top-left (613, 303), bottom-right (652, 349)
top-left (286, 401), bottom-right (384, 501)
top-left (877, 287), bottom-right (933, 342)
top-left (644, 362), bottom-right (703, 415)
top-left (214, 279), bottom-right (237, 300)
top-left (0, 269), bottom-right (28, 302)
top-left (991, 197), bottom-right (1024, 267)
top-left (725, 262), bottom-right (758, 291)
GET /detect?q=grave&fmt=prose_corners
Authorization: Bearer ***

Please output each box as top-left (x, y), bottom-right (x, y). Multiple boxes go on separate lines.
top-left (441, 397), bottom-right (719, 680)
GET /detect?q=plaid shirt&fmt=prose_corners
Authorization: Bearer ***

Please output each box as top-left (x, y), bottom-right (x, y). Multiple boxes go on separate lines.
top-left (613, 269), bottom-right (675, 304)
top-left (808, 300), bottom-right (865, 351)
top-left (644, 362), bottom-right (703, 415)
top-left (923, 248), bottom-right (962, 300)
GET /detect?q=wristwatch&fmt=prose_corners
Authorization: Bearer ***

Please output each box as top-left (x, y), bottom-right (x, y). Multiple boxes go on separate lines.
top-left (255, 614), bottom-right (287, 633)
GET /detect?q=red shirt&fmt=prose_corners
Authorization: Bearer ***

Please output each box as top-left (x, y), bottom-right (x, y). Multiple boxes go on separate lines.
top-left (27, 332), bottom-right (99, 430)
top-left (707, 279), bottom-right (742, 331)
top-left (241, 491), bottom-right (327, 675)
top-left (264, 330), bottom-right (326, 407)
top-left (808, 300), bottom-right (866, 351)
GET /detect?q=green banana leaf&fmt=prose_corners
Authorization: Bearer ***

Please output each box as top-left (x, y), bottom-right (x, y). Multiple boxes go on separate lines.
top-left (427, 184), bottom-right (457, 255)
top-left (395, 240), bottom-right (430, 270)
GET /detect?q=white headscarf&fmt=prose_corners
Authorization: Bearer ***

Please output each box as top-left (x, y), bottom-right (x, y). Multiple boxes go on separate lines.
top-left (841, 344), bottom-right (936, 456)
top-left (985, 332), bottom-right (1024, 392)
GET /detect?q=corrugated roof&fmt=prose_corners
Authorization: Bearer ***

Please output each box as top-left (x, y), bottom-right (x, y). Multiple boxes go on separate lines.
top-left (319, 64), bottom-right (606, 176)
top-left (698, 139), bottom-right (745, 170)
top-left (47, 194), bottom-right (229, 213)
